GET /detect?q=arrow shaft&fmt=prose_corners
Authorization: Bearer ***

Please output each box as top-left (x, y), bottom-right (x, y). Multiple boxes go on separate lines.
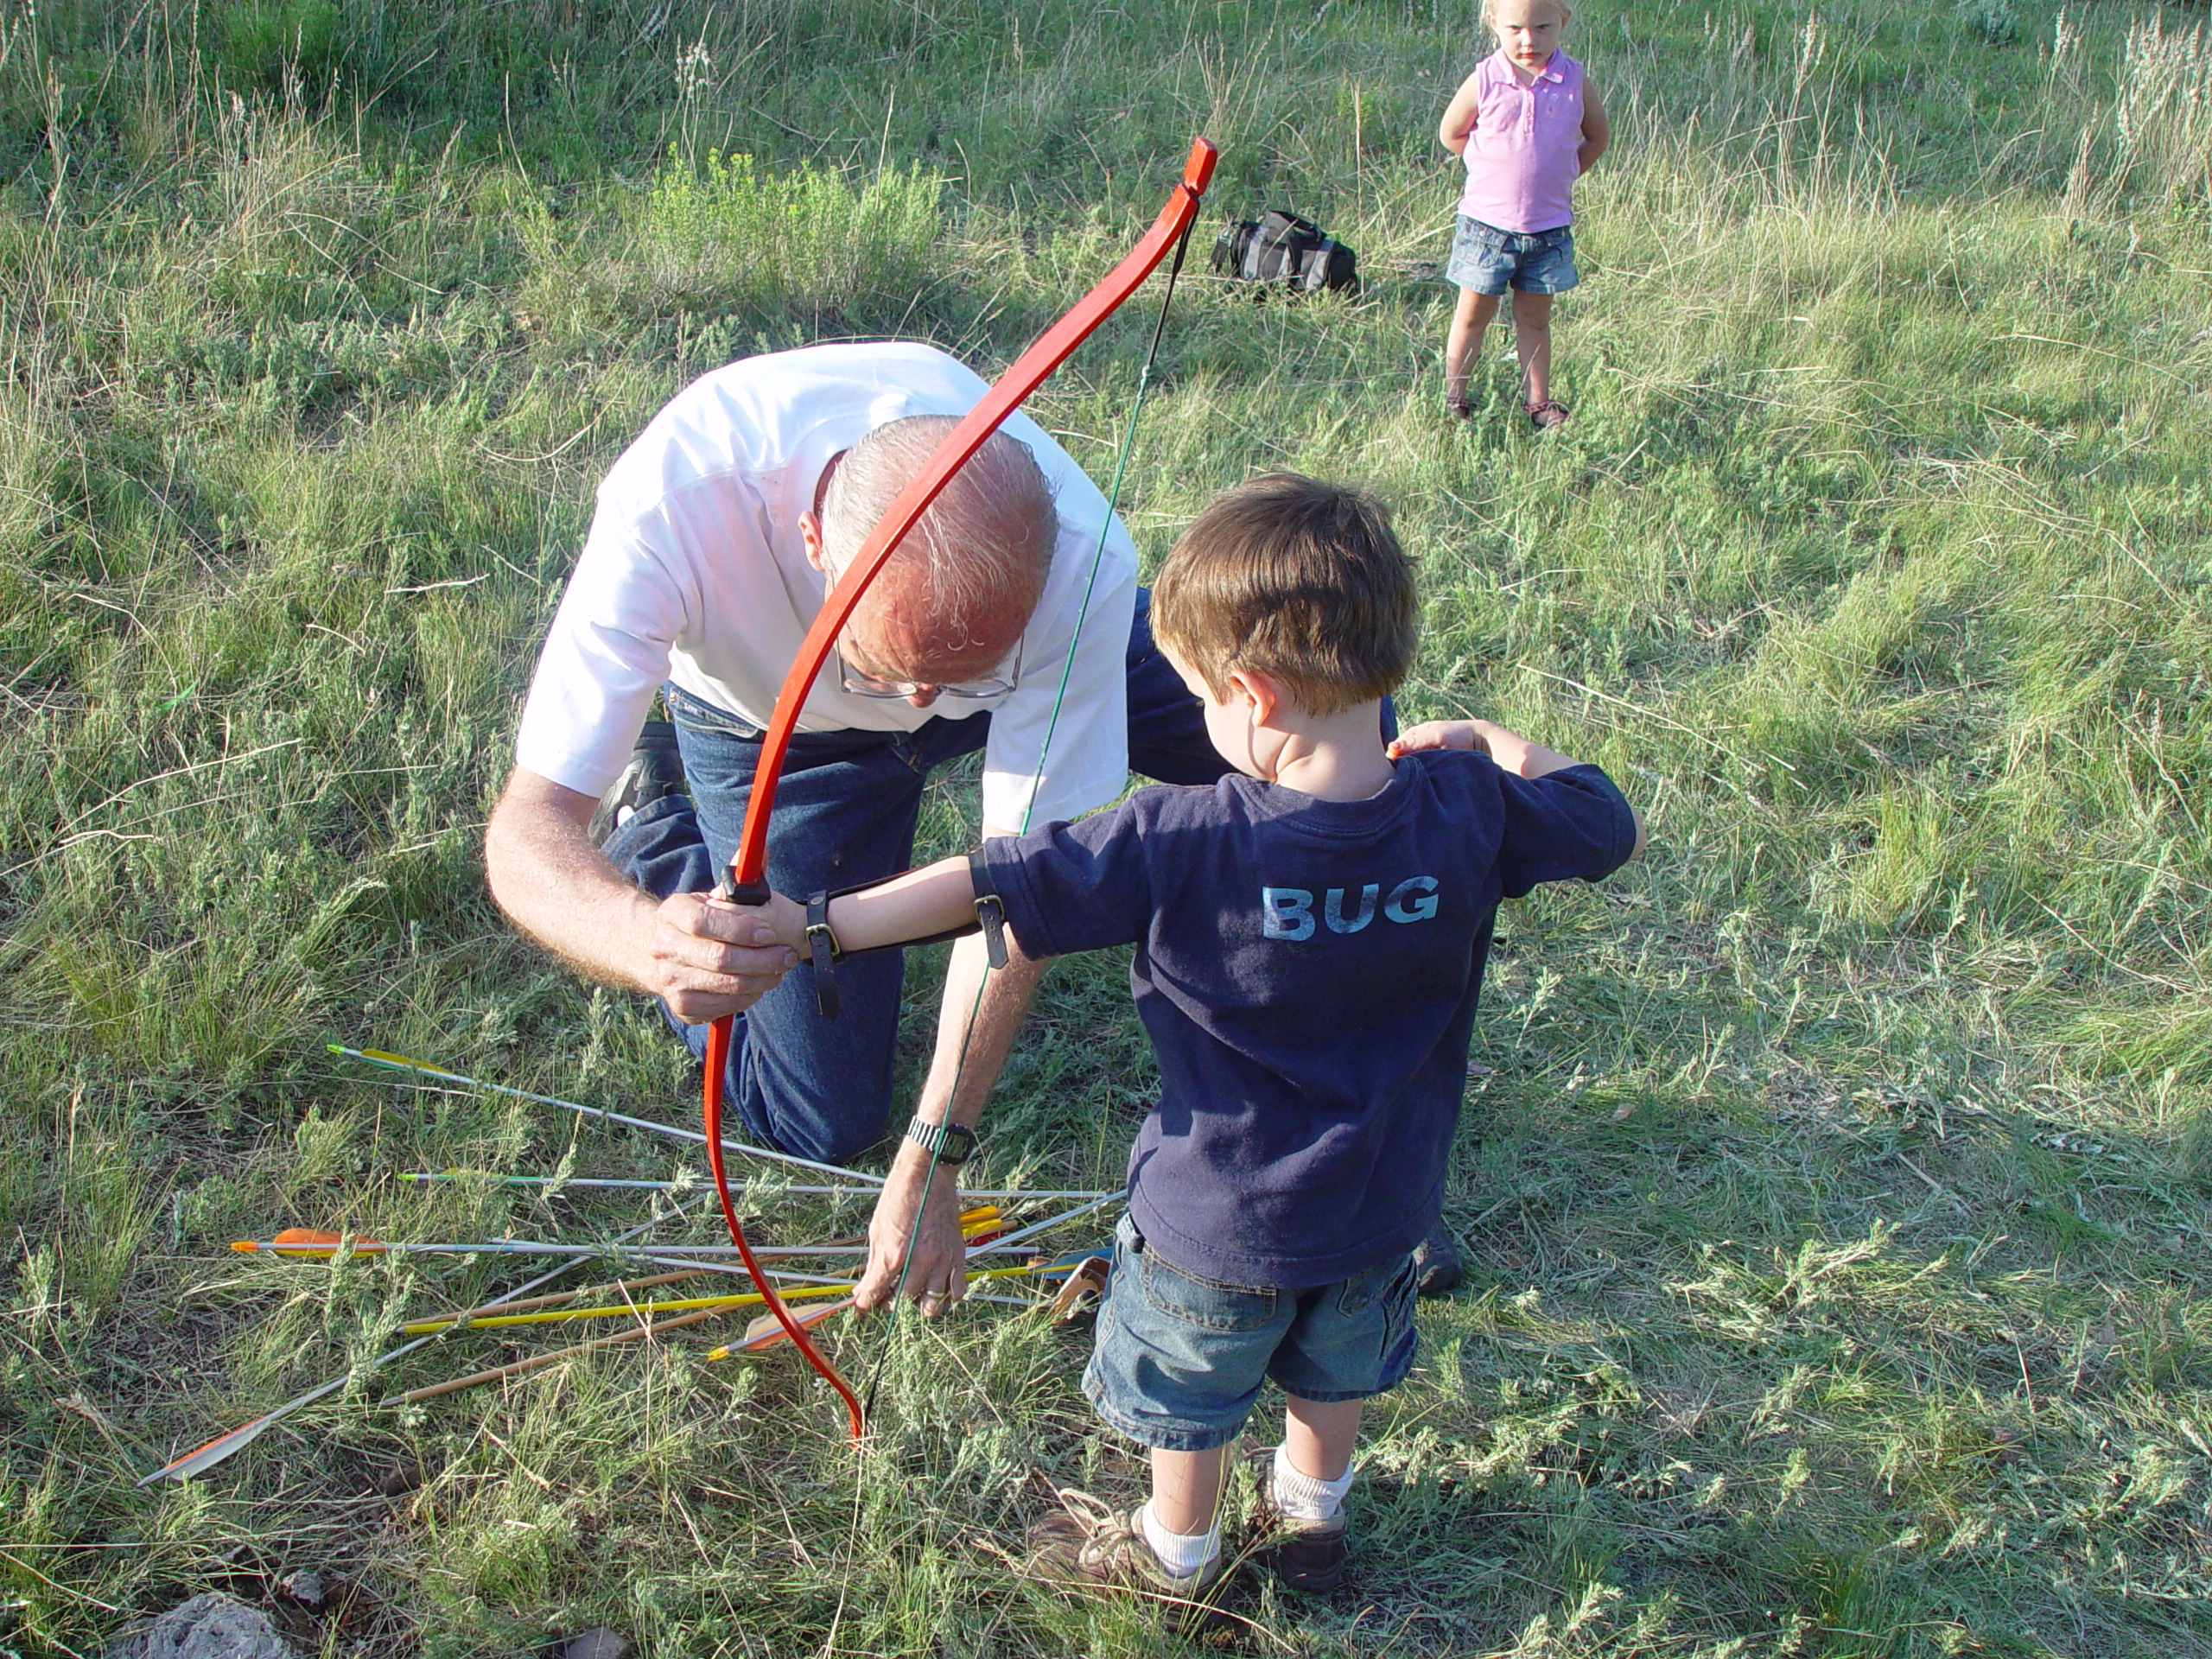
top-left (397, 1172), bottom-right (1112, 1201)
top-left (335, 1046), bottom-right (887, 1186)
top-left (402, 1261), bottom-right (1071, 1333)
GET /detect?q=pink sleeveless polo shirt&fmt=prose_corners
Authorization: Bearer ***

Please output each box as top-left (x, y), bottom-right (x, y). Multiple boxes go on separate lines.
top-left (1457, 49), bottom-right (1584, 234)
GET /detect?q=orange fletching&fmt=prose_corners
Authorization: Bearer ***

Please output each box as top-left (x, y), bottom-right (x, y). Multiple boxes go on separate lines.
top-left (739, 1298), bottom-right (851, 1352)
top-left (230, 1230), bottom-right (387, 1256)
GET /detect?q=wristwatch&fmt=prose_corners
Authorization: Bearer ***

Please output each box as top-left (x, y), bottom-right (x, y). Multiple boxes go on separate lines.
top-left (906, 1117), bottom-right (978, 1166)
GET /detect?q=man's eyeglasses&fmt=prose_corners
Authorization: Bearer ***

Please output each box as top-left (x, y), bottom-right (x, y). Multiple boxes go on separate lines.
top-left (835, 633), bottom-right (1024, 702)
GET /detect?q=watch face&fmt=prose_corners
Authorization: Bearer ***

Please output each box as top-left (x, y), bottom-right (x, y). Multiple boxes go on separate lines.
top-left (911, 1120), bottom-right (975, 1163)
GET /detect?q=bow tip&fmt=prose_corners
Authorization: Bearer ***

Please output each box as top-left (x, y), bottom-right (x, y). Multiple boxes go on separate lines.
top-left (1182, 137), bottom-right (1218, 194)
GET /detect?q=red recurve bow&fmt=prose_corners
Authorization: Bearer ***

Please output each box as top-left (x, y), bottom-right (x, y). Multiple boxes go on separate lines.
top-left (700, 138), bottom-right (1217, 1442)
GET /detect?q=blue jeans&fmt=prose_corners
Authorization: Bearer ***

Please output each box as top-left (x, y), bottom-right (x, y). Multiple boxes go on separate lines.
top-left (601, 589), bottom-right (1236, 1165)
top-left (1446, 215), bottom-right (1580, 296)
top-left (1084, 1215), bottom-right (1421, 1452)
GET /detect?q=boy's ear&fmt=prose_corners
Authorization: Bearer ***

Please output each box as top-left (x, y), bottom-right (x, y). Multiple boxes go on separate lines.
top-left (1226, 667), bottom-right (1288, 728)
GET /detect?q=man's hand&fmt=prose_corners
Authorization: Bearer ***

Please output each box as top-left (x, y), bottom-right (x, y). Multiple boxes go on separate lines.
top-left (854, 1151), bottom-right (968, 1317)
top-left (649, 890), bottom-right (802, 1024)
top-left (485, 766), bottom-right (799, 1015)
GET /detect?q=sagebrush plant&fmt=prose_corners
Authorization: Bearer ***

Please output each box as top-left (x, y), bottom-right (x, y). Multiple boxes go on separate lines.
top-left (637, 149), bottom-right (946, 320)
top-left (2, 0), bottom-right (2209, 1654)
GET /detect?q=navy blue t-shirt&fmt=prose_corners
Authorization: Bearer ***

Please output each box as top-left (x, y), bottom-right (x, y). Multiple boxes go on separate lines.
top-left (979, 751), bottom-right (1637, 1289)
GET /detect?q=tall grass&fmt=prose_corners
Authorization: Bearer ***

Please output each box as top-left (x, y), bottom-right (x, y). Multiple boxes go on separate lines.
top-left (2, 0), bottom-right (2209, 1654)
top-left (568, 148), bottom-right (946, 332)
top-left (2113, 12), bottom-right (2212, 201)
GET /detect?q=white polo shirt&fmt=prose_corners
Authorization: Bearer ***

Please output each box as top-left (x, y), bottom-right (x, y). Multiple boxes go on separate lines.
top-left (515, 342), bottom-right (1136, 833)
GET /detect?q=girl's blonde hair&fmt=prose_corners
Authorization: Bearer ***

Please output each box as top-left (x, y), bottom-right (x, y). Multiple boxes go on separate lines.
top-left (1480, 0), bottom-right (1573, 29)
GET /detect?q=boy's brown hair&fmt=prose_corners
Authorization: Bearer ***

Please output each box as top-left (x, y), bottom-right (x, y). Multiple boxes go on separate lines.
top-left (1151, 473), bottom-right (1418, 717)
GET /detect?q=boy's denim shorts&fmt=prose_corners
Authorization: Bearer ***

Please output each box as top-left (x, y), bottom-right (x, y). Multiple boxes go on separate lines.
top-left (1447, 214), bottom-right (1580, 296)
top-left (1083, 1214), bottom-right (1421, 1452)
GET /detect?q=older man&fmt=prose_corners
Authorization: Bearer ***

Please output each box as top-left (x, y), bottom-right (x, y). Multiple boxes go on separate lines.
top-left (486, 340), bottom-right (1462, 1297)
top-left (485, 344), bottom-right (1214, 1152)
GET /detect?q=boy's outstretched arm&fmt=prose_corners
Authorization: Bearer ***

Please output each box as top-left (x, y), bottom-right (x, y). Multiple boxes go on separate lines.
top-left (1439, 73), bottom-right (1483, 155)
top-left (1392, 718), bottom-right (1645, 856)
top-left (748, 853), bottom-right (982, 957)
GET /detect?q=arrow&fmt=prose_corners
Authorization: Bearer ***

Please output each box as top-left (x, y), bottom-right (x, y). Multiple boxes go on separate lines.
top-left (394, 1211), bottom-right (1010, 1333)
top-left (233, 1204), bottom-right (1010, 1262)
top-left (397, 1172), bottom-right (1116, 1201)
top-left (708, 1252), bottom-right (1096, 1358)
top-left (333, 1045), bottom-right (887, 1186)
top-left (396, 1300), bottom-right (741, 1405)
top-left (234, 1192), bottom-right (1103, 1266)
top-left (730, 1298), bottom-right (851, 1354)
top-left (399, 1281), bottom-right (852, 1335)
top-left (143, 1198), bottom-right (715, 1484)
top-left (231, 1237), bottom-right (988, 1260)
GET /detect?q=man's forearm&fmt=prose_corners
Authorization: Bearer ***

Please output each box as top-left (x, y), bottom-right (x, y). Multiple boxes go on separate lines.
top-left (485, 767), bottom-right (797, 1023)
top-left (484, 778), bottom-right (659, 992)
top-left (910, 927), bottom-right (1046, 1130)
top-left (855, 855), bottom-right (1045, 1315)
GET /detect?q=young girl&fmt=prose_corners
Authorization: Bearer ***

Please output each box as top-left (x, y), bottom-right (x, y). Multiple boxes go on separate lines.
top-left (1437, 0), bottom-right (1609, 428)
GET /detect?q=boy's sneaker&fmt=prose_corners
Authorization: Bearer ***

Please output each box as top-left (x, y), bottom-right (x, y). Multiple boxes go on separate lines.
top-left (587, 720), bottom-right (685, 846)
top-left (1023, 1490), bottom-right (1225, 1628)
top-left (1254, 1516), bottom-right (1349, 1594)
top-left (1236, 1444), bottom-right (1350, 1595)
top-left (1414, 1218), bottom-right (1464, 1297)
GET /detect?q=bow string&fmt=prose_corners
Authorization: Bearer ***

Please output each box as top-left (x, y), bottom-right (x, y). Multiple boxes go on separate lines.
top-left (702, 138), bottom-right (1218, 1442)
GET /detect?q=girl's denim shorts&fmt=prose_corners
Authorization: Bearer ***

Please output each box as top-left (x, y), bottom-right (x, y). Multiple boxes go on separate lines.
top-left (1447, 214), bottom-right (1580, 296)
top-left (1082, 1214), bottom-right (1421, 1452)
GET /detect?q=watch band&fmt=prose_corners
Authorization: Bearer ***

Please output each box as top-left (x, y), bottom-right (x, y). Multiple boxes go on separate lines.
top-left (969, 850), bottom-right (1009, 969)
top-left (905, 1117), bottom-right (977, 1166)
top-left (804, 892), bottom-right (842, 1020)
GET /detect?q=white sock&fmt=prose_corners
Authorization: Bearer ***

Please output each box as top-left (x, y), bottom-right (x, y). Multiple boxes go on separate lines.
top-left (1272, 1444), bottom-right (1355, 1524)
top-left (1139, 1499), bottom-right (1221, 1580)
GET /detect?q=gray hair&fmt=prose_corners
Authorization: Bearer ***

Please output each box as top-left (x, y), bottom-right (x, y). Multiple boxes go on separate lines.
top-left (819, 415), bottom-right (1057, 652)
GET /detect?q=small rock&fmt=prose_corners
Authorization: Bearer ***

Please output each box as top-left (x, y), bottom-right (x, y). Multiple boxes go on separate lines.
top-left (371, 1460), bottom-right (425, 1497)
top-left (274, 1570), bottom-right (324, 1610)
top-left (560, 1631), bottom-right (629, 1659)
top-left (102, 1592), bottom-right (298, 1659)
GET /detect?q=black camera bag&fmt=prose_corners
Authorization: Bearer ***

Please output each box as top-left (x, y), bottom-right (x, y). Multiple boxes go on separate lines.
top-left (1210, 208), bottom-right (1358, 295)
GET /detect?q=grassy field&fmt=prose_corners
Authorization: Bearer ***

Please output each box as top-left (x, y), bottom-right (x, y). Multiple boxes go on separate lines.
top-left (4, 0), bottom-right (2210, 1652)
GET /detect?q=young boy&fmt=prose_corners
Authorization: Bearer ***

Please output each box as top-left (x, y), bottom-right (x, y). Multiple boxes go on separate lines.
top-left (745, 474), bottom-right (1643, 1601)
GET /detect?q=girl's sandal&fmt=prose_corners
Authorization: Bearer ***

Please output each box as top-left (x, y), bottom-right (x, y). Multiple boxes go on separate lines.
top-left (1525, 399), bottom-right (1571, 430)
top-left (1446, 397), bottom-right (1477, 421)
